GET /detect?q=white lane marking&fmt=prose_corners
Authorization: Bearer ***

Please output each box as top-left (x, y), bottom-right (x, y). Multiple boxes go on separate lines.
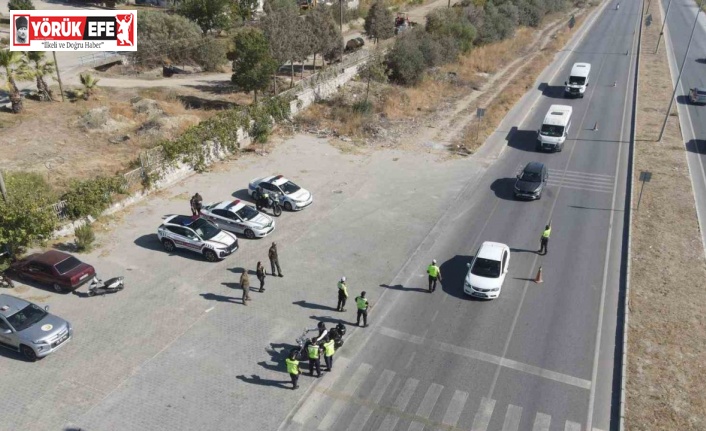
top-left (546, 183), bottom-right (614, 194)
top-left (441, 390), bottom-right (469, 427)
top-left (205, 307), bottom-right (214, 313)
top-left (317, 363), bottom-right (373, 430)
top-left (379, 326), bottom-right (591, 389)
top-left (550, 175), bottom-right (615, 186)
top-left (293, 357), bottom-right (351, 425)
top-left (552, 169), bottom-right (616, 179)
top-left (565, 420), bottom-right (582, 431)
top-left (532, 412), bottom-right (552, 431)
top-left (405, 351), bottom-right (416, 369)
top-left (470, 397), bottom-right (496, 431)
top-left (501, 405), bottom-right (523, 431)
top-left (377, 378), bottom-right (419, 431)
top-left (407, 383), bottom-right (443, 431)
top-left (431, 310), bottom-right (439, 322)
top-left (346, 369), bottom-right (395, 431)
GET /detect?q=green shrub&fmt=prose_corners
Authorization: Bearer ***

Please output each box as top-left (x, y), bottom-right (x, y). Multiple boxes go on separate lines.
top-left (135, 11), bottom-right (206, 68)
top-left (425, 8), bottom-right (476, 55)
top-left (62, 176), bottom-right (125, 219)
top-left (194, 36), bottom-right (229, 72)
top-left (8, 0), bottom-right (34, 11)
top-left (74, 224), bottom-right (95, 252)
top-left (517, 0), bottom-right (543, 27)
top-left (386, 29), bottom-right (428, 85)
top-left (352, 100), bottom-right (373, 114)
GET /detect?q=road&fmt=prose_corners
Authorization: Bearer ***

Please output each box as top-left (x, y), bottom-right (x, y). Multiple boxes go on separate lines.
top-left (658, 0), bottom-right (706, 255)
top-left (279, 1), bottom-right (637, 430)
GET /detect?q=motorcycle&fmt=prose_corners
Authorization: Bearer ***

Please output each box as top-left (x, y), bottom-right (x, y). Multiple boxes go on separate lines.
top-left (253, 190), bottom-right (283, 217)
top-left (88, 275), bottom-right (125, 297)
top-left (290, 323), bottom-right (346, 359)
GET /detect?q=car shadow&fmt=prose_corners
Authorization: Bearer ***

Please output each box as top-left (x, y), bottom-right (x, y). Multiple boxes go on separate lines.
top-left (7, 276), bottom-right (72, 294)
top-left (0, 346), bottom-right (34, 362)
top-left (685, 139), bottom-right (706, 154)
top-left (439, 255), bottom-right (479, 300)
top-left (490, 178), bottom-right (518, 201)
top-left (509, 248), bottom-right (538, 254)
top-left (236, 374), bottom-right (291, 388)
top-left (379, 283), bottom-right (428, 293)
top-left (292, 300), bottom-right (338, 311)
top-left (200, 292), bottom-right (241, 304)
top-left (676, 95), bottom-right (691, 105)
top-left (133, 234), bottom-right (165, 252)
top-left (232, 189), bottom-right (254, 202)
top-left (696, 58), bottom-right (706, 64)
top-left (539, 82), bottom-right (566, 98)
top-left (505, 127), bottom-right (539, 152)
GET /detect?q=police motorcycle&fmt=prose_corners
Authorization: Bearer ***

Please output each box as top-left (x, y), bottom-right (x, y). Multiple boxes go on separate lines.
top-left (252, 188), bottom-right (283, 217)
top-left (291, 322), bottom-right (346, 359)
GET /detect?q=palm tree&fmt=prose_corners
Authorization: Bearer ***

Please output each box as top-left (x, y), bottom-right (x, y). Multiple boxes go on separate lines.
top-left (0, 50), bottom-right (26, 113)
top-left (20, 51), bottom-right (55, 102)
top-left (77, 73), bottom-right (99, 101)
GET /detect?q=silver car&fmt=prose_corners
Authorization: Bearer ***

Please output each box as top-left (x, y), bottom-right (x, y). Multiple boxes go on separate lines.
top-left (0, 294), bottom-right (72, 361)
top-left (689, 87), bottom-right (706, 105)
top-left (201, 200), bottom-right (275, 239)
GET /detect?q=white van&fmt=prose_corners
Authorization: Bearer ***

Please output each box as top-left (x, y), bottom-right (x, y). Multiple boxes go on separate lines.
top-left (537, 105), bottom-right (572, 152)
top-left (564, 62), bottom-right (591, 98)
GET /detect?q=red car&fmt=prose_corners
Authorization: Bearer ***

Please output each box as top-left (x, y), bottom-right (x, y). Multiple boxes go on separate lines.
top-left (10, 250), bottom-right (95, 293)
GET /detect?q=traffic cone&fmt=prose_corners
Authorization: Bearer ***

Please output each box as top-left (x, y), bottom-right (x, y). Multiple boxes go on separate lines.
top-left (534, 267), bottom-right (543, 284)
top-left (593, 121), bottom-right (599, 131)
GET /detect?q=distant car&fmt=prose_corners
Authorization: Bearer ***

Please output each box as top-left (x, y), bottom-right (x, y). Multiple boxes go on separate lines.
top-left (10, 250), bottom-right (95, 293)
top-left (514, 162), bottom-right (548, 200)
top-left (0, 294), bottom-right (73, 361)
top-left (201, 200), bottom-right (275, 239)
top-left (248, 175), bottom-right (313, 211)
top-left (157, 215), bottom-right (239, 262)
top-left (463, 242), bottom-right (511, 299)
top-left (689, 87), bottom-right (706, 105)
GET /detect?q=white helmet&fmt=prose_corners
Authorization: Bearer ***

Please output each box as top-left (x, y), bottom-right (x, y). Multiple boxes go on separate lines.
top-left (432, 259), bottom-right (437, 264)
top-left (341, 276), bottom-right (346, 282)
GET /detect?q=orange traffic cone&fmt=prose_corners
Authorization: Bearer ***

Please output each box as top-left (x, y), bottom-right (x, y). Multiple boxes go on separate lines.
top-left (534, 267), bottom-right (543, 284)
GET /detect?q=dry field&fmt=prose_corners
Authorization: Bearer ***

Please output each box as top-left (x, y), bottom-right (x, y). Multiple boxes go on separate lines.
top-left (625, 0), bottom-right (706, 429)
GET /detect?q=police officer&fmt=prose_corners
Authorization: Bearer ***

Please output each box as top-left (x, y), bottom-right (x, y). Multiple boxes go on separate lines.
top-left (538, 224), bottom-right (551, 255)
top-left (307, 338), bottom-right (322, 377)
top-left (355, 291), bottom-right (370, 327)
top-left (269, 242), bottom-right (283, 277)
top-left (190, 193), bottom-right (203, 216)
top-left (323, 336), bottom-right (335, 372)
top-left (285, 350), bottom-right (300, 390)
top-left (427, 259), bottom-right (442, 293)
top-left (337, 277), bottom-right (348, 312)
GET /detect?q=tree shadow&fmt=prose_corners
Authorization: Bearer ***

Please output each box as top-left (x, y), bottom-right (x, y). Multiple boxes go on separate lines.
top-left (490, 178), bottom-right (518, 201)
top-left (539, 82), bottom-right (566, 98)
top-left (52, 242), bottom-right (78, 253)
top-left (685, 139), bottom-right (706, 154)
top-left (231, 189), bottom-right (255, 201)
top-left (439, 255), bottom-right (475, 299)
top-left (177, 95), bottom-right (239, 111)
top-left (200, 292), bottom-right (241, 303)
top-left (183, 80), bottom-right (239, 95)
top-left (379, 284), bottom-right (428, 293)
top-left (505, 127), bottom-right (539, 152)
top-left (236, 374), bottom-right (290, 388)
top-left (292, 300), bottom-right (338, 311)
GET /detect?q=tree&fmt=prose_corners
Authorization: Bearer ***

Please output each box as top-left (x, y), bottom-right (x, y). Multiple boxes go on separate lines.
top-left (231, 0), bottom-right (260, 23)
top-left (0, 171), bottom-right (58, 258)
top-left (177, 0), bottom-right (231, 35)
top-left (229, 28), bottom-right (278, 103)
top-left (364, 0), bottom-right (395, 43)
top-left (359, 47), bottom-right (388, 104)
top-left (292, 18), bottom-right (315, 82)
top-left (135, 11), bottom-right (205, 69)
top-left (8, 0), bottom-right (34, 11)
top-left (260, 0), bottom-right (299, 93)
top-left (305, 5), bottom-right (342, 69)
top-left (20, 51), bottom-right (55, 102)
top-left (0, 50), bottom-right (25, 113)
top-left (77, 73), bottom-right (99, 100)
top-left (386, 29), bottom-right (427, 85)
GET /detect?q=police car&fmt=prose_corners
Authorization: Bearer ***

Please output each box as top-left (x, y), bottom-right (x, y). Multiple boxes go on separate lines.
top-left (200, 200), bottom-right (275, 239)
top-left (157, 215), bottom-right (239, 262)
top-left (247, 175), bottom-right (313, 211)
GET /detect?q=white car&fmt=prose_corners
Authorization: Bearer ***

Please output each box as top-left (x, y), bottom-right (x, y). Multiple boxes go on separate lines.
top-left (464, 242), bottom-right (511, 299)
top-left (248, 175), bottom-right (313, 211)
top-left (201, 200), bottom-right (275, 239)
top-left (157, 215), bottom-right (239, 262)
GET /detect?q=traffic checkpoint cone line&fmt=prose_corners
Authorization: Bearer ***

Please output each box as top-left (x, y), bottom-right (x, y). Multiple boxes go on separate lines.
top-left (534, 266), bottom-right (543, 284)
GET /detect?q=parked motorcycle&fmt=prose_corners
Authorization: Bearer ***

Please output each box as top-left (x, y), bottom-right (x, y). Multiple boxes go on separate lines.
top-left (290, 323), bottom-right (346, 359)
top-left (253, 190), bottom-right (283, 217)
top-left (88, 275), bottom-right (124, 297)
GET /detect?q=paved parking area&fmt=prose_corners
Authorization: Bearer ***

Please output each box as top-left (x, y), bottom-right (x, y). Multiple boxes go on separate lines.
top-left (1, 135), bottom-right (484, 431)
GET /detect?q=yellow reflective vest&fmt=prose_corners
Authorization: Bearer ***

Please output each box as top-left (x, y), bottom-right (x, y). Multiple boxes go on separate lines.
top-left (307, 344), bottom-right (320, 359)
top-left (323, 339), bottom-right (335, 357)
top-left (356, 296), bottom-right (369, 310)
top-left (542, 227), bottom-right (551, 238)
top-left (427, 264), bottom-right (440, 278)
top-left (338, 281), bottom-right (348, 298)
top-left (286, 357), bottom-right (299, 375)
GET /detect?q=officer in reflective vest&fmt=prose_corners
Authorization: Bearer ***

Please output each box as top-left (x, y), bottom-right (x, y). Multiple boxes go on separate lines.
top-left (538, 224), bottom-right (551, 255)
top-left (427, 259), bottom-right (442, 293)
top-left (307, 338), bottom-right (322, 377)
top-left (285, 350), bottom-right (300, 390)
top-left (323, 337), bottom-right (335, 372)
top-left (337, 277), bottom-right (349, 312)
top-left (355, 291), bottom-right (370, 327)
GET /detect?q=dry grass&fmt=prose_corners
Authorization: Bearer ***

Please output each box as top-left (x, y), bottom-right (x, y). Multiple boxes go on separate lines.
top-left (625, 1), bottom-right (706, 429)
top-left (381, 78), bottom-right (455, 120)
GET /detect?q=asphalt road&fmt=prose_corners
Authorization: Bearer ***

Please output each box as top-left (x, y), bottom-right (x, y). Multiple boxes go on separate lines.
top-left (279, 2), bottom-right (638, 431)
top-left (658, 0), bottom-right (706, 255)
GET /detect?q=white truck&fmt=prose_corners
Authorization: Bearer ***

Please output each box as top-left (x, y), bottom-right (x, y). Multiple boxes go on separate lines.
top-left (537, 105), bottom-right (572, 152)
top-left (564, 62), bottom-right (591, 98)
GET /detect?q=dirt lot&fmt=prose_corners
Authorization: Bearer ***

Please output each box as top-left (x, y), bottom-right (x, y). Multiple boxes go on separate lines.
top-left (626, 1), bottom-right (706, 429)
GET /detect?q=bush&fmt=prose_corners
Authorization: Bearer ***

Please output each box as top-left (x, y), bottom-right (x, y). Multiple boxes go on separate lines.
top-left (425, 8), bottom-right (476, 55)
top-left (74, 224), bottom-right (95, 252)
top-left (386, 29), bottom-right (427, 85)
top-left (352, 100), bottom-right (373, 114)
top-left (476, 1), bottom-right (516, 44)
top-left (194, 36), bottom-right (229, 71)
top-left (8, 0), bottom-right (34, 11)
top-left (517, 0), bottom-right (543, 27)
top-left (62, 176), bottom-right (126, 219)
top-left (135, 11), bottom-right (207, 68)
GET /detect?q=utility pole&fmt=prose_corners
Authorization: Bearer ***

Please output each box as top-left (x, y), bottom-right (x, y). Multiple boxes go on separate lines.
top-left (658, 0), bottom-right (703, 141)
top-left (339, 0), bottom-right (344, 32)
top-left (655, 0), bottom-right (674, 53)
top-left (52, 51), bottom-right (65, 102)
top-left (0, 170), bottom-right (7, 203)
